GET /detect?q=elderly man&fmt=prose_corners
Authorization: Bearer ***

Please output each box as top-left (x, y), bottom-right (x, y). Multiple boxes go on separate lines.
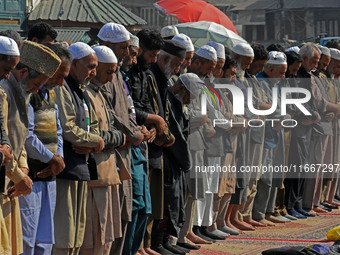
top-left (182, 45), bottom-right (218, 243)
top-left (207, 41), bottom-right (225, 79)
top-left (286, 44), bottom-right (330, 218)
top-left (0, 36), bottom-right (23, 255)
top-left (297, 44), bottom-right (340, 216)
top-left (172, 33), bottom-right (195, 74)
top-left (191, 44), bottom-right (233, 241)
top-left (253, 51), bottom-right (289, 225)
top-left (168, 73), bottom-right (203, 251)
top-left (97, 22), bottom-right (144, 255)
top-left (316, 48), bottom-right (340, 210)
top-left (146, 40), bottom-right (186, 254)
top-left (79, 46), bottom-right (125, 255)
top-left (1, 39), bottom-right (61, 255)
top-left (20, 43), bottom-right (70, 255)
top-left (225, 43), bottom-right (254, 233)
top-left (160, 25), bottom-right (179, 40)
top-left (307, 46), bottom-right (337, 214)
top-left (121, 34), bottom-right (139, 74)
top-left (53, 42), bottom-right (104, 255)
top-left (238, 44), bottom-right (270, 228)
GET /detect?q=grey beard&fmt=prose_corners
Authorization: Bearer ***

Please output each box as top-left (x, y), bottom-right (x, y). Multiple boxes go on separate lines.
top-left (236, 64), bottom-right (245, 78)
top-left (163, 62), bottom-right (173, 80)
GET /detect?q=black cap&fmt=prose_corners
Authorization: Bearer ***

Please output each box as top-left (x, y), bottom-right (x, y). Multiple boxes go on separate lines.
top-left (163, 40), bottom-right (186, 59)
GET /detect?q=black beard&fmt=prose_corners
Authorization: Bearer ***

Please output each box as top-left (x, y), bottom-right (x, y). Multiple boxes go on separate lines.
top-left (137, 55), bottom-right (148, 71)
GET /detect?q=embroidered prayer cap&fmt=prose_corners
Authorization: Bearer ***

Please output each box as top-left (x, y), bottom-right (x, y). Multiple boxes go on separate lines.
top-left (20, 40), bottom-right (61, 78)
top-left (98, 23), bottom-right (130, 43)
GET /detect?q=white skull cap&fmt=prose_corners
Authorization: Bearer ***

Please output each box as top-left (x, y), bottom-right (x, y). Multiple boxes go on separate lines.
top-left (172, 33), bottom-right (194, 52)
top-left (179, 72), bottom-right (204, 98)
top-left (330, 48), bottom-right (340, 60)
top-left (0, 36), bottom-right (19, 56)
top-left (317, 45), bottom-right (331, 57)
top-left (232, 43), bottom-right (254, 57)
top-left (207, 42), bottom-right (225, 60)
top-left (196, 45), bottom-right (217, 62)
top-left (161, 25), bottom-right (179, 38)
top-left (267, 51), bottom-right (287, 65)
top-left (68, 42), bottom-right (95, 61)
top-left (129, 34), bottom-right (139, 47)
top-left (98, 23), bottom-right (130, 43)
top-left (93, 46), bottom-right (117, 63)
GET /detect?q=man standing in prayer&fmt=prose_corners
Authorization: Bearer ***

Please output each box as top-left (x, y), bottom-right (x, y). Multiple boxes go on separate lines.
top-left (80, 46), bottom-right (125, 255)
top-left (53, 42), bottom-right (105, 255)
top-left (97, 22), bottom-right (145, 255)
top-left (1, 40), bottom-right (61, 255)
top-left (21, 43), bottom-right (70, 255)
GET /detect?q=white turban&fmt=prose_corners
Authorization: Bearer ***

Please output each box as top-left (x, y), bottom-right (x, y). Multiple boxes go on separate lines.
top-left (172, 34), bottom-right (194, 52)
top-left (179, 73), bottom-right (203, 98)
top-left (98, 23), bottom-right (130, 43)
top-left (93, 46), bottom-right (117, 64)
top-left (68, 42), bottom-right (95, 61)
top-left (267, 51), bottom-right (287, 65)
top-left (0, 36), bottom-right (19, 56)
top-left (207, 41), bottom-right (225, 60)
top-left (161, 25), bottom-right (179, 38)
top-left (232, 43), bottom-right (254, 57)
top-left (196, 45), bottom-right (217, 62)
top-left (330, 48), bottom-right (340, 60)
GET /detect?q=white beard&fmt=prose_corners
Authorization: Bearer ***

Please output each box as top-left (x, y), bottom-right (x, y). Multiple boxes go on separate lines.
top-left (163, 62), bottom-right (173, 80)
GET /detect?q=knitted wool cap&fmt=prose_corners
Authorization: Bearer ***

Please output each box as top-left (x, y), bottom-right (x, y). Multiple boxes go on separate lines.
top-left (20, 40), bottom-right (61, 78)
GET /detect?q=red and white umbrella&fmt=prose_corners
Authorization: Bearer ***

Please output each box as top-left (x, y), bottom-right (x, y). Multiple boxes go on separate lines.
top-left (154, 0), bottom-right (238, 34)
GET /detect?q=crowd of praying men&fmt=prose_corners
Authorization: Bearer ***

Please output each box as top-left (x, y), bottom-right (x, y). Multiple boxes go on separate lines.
top-left (0, 22), bottom-right (339, 255)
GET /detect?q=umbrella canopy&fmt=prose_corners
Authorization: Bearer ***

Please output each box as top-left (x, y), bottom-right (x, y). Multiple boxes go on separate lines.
top-left (154, 0), bottom-right (238, 34)
top-left (174, 21), bottom-right (248, 50)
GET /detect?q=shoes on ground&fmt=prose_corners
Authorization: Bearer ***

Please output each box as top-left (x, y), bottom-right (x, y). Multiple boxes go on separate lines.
top-left (200, 226), bottom-right (226, 240)
top-left (287, 209), bottom-right (307, 219)
top-left (283, 214), bottom-right (298, 220)
top-left (176, 242), bottom-right (200, 250)
top-left (218, 226), bottom-right (240, 235)
top-left (275, 215), bottom-right (291, 222)
top-left (296, 209), bottom-right (315, 217)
